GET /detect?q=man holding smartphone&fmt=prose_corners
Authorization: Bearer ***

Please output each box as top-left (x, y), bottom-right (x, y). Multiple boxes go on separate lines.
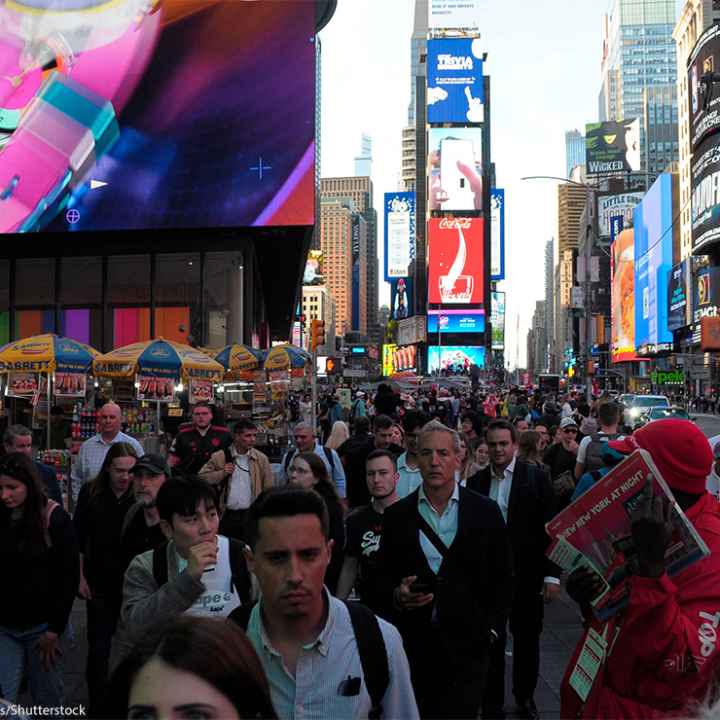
top-left (376, 420), bottom-right (514, 719)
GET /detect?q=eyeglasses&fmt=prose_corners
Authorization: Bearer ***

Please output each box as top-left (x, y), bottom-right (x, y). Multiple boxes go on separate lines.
top-left (563, 428), bottom-right (578, 434)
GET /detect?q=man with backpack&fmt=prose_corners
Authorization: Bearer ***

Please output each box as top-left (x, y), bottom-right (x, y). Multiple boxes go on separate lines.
top-left (279, 422), bottom-right (346, 499)
top-left (110, 477), bottom-right (253, 671)
top-left (574, 402), bottom-right (622, 483)
top-left (238, 487), bottom-right (419, 719)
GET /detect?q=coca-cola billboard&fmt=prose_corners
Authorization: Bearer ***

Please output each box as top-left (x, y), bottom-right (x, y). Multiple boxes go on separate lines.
top-left (428, 217), bottom-right (484, 305)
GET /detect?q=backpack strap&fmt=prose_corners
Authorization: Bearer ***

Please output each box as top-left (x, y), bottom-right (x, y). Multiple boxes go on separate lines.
top-left (43, 499), bottom-right (60, 548)
top-left (228, 538), bottom-right (252, 606)
top-left (152, 541), bottom-right (170, 587)
top-left (120, 502), bottom-right (143, 541)
top-left (343, 601), bottom-right (389, 720)
top-left (283, 449), bottom-right (296, 477)
top-left (322, 445), bottom-right (336, 475)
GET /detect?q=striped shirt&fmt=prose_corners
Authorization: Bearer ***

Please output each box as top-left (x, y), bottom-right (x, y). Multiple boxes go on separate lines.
top-left (71, 432), bottom-right (144, 492)
top-left (246, 591), bottom-right (419, 720)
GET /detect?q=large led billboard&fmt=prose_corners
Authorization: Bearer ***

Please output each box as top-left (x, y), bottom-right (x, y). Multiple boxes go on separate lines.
top-left (688, 23), bottom-right (720, 151)
top-left (491, 291), bottom-right (505, 350)
top-left (691, 131), bottom-right (720, 253)
top-left (428, 217), bottom-right (484, 305)
top-left (490, 188), bottom-right (505, 280)
top-left (585, 119), bottom-right (641, 175)
top-left (0, 0), bottom-right (315, 233)
top-left (384, 192), bottom-right (416, 280)
top-left (428, 345), bottom-right (485, 374)
top-left (427, 38), bottom-right (484, 124)
top-left (428, 127), bottom-right (483, 212)
top-left (390, 277), bottom-right (413, 320)
top-left (428, 0), bottom-right (483, 30)
top-left (383, 343), bottom-right (417, 376)
top-left (633, 174), bottom-right (674, 354)
top-left (427, 309), bottom-right (485, 333)
top-left (611, 228), bottom-right (637, 362)
top-left (693, 265), bottom-right (720, 325)
top-left (668, 259), bottom-right (692, 332)
top-left (597, 193), bottom-right (643, 239)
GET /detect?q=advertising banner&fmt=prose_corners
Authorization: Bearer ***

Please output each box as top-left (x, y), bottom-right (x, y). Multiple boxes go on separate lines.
top-left (382, 345), bottom-right (396, 377)
top-left (382, 344), bottom-right (417, 376)
top-left (597, 193), bottom-right (643, 239)
top-left (491, 291), bottom-right (506, 350)
top-left (429, 0), bottom-right (483, 29)
top-left (54, 372), bottom-right (87, 398)
top-left (688, 23), bottom-right (720, 151)
top-left (6, 373), bottom-right (38, 398)
top-left (691, 131), bottom-right (720, 253)
top-left (427, 38), bottom-right (484, 124)
top-left (390, 277), bottom-right (413, 320)
top-left (428, 346), bottom-right (486, 374)
top-left (384, 192), bottom-right (416, 280)
top-left (633, 174), bottom-right (674, 354)
top-left (428, 128), bottom-right (483, 212)
top-left (189, 378), bottom-right (213, 405)
top-left (428, 217), bottom-right (484, 305)
top-left (611, 228), bottom-right (637, 362)
top-left (397, 316), bottom-right (427, 346)
top-left (667, 259), bottom-right (692, 332)
top-left (303, 250), bottom-right (324, 286)
top-left (427, 310), bottom-right (485, 334)
top-left (137, 375), bottom-right (175, 403)
top-left (585, 119), bottom-right (641, 174)
top-left (693, 265), bottom-right (720, 325)
top-left (490, 188), bottom-right (505, 280)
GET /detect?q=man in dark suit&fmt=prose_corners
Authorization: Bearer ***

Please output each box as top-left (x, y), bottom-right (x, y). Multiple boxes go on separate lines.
top-left (467, 419), bottom-right (560, 720)
top-left (376, 419), bottom-right (513, 719)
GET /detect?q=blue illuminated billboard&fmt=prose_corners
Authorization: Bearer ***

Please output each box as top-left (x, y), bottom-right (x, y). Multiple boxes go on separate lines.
top-left (634, 173), bottom-right (674, 354)
top-left (427, 38), bottom-right (484, 124)
top-left (490, 188), bottom-right (505, 281)
top-left (428, 346), bottom-right (485, 374)
top-left (427, 310), bottom-right (485, 333)
top-left (384, 192), bottom-right (416, 282)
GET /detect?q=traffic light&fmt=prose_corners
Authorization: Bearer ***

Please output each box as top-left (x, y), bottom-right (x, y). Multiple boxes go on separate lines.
top-left (310, 319), bottom-right (326, 352)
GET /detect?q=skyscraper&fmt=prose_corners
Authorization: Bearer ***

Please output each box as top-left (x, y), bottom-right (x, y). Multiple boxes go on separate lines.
top-left (599, 0), bottom-right (678, 179)
top-left (544, 238), bottom-right (555, 371)
top-left (354, 134), bottom-right (373, 178)
top-left (320, 177), bottom-right (378, 335)
top-left (673, 0), bottom-right (720, 259)
top-left (565, 130), bottom-right (586, 178)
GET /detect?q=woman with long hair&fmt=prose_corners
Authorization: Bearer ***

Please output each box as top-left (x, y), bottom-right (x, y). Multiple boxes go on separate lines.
top-left (108, 616), bottom-right (277, 719)
top-left (457, 433), bottom-right (481, 485)
top-left (517, 430), bottom-right (545, 467)
top-left (325, 420), bottom-right (349, 450)
top-left (73, 442), bottom-right (139, 716)
top-left (0, 452), bottom-right (79, 707)
top-left (287, 451), bottom-right (345, 593)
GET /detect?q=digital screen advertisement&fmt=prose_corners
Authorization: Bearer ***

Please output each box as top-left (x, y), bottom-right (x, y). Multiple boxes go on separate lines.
top-left (428, 217), bottom-right (484, 305)
top-left (0, 0), bottom-right (315, 234)
top-left (427, 309), bottom-right (485, 334)
top-left (667, 259), bottom-right (691, 332)
top-left (428, 345), bottom-right (485, 374)
top-left (688, 23), bottom-right (720, 151)
top-left (428, 127), bottom-right (483, 212)
top-left (691, 130), bottom-right (720, 253)
top-left (490, 188), bottom-right (505, 280)
top-left (382, 343), bottom-right (417, 376)
top-left (693, 265), bottom-right (720, 325)
top-left (633, 174), bottom-right (674, 354)
top-left (585, 119), bottom-right (641, 175)
top-left (428, 0), bottom-right (483, 29)
top-left (491, 291), bottom-right (505, 350)
top-left (384, 191), bottom-right (416, 280)
top-left (597, 193), bottom-right (643, 239)
top-left (611, 228), bottom-right (637, 362)
top-left (427, 37), bottom-right (484, 124)
top-left (390, 277), bottom-right (413, 320)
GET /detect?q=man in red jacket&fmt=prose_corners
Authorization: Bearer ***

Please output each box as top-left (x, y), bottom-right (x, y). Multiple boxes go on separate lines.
top-left (561, 418), bottom-right (720, 719)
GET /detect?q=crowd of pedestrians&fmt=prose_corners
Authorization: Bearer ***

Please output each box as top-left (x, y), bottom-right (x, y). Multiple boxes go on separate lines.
top-left (4, 386), bottom-right (720, 719)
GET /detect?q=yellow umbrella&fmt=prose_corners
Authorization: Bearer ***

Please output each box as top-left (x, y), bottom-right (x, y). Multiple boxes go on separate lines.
top-left (263, 344), bottom-right (311, 372)
top-left (0, 333), bottom-right (98, 373)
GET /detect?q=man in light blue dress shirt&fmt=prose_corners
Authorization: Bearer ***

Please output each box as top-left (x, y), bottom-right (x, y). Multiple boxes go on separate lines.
top-left (241, 487), bottom-right (419, 720)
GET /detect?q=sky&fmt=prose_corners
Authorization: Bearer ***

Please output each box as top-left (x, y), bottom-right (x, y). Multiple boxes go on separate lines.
top-left (319, 1), bottom-right (682, 369)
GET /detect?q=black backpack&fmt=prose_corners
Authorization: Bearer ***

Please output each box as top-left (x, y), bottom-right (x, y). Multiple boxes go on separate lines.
top-left (152, 538), bottom-right (252, 607)
top-left (584, 433), bottom-right (621, 474)
top-left (230, 600), bottom-right (389, 719)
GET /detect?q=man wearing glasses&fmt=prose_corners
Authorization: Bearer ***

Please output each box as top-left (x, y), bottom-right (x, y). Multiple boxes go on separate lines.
top-left (542, 417), bottom-right (580, 509)
top-left (396, 410), bottom-right (429, 499)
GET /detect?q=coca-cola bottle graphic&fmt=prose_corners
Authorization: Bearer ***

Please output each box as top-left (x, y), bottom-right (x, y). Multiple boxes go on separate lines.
top-left (438, 219), bottom-right (474, 303)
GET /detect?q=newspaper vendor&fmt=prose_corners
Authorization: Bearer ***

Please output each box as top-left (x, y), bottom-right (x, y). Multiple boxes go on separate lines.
top-left (560, 418), bottom-right (720, 719)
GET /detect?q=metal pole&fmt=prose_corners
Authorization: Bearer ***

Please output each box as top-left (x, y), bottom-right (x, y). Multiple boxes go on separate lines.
top-left (46, 373), bottom-right (51, 450)
top-left (311, 349), bottom-right (317, 436)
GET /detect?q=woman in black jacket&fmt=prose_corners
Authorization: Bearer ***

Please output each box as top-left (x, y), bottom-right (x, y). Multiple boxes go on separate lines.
top-left (0, 452), bottom-right (79, 707)
top-left (287, 451), bottom-right (345, 593)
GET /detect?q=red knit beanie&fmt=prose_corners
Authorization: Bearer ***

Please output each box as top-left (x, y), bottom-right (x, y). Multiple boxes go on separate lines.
top-left (607, 419), bottom-right (712, 495)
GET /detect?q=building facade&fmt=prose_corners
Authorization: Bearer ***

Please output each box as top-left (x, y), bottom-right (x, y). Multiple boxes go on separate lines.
top-left (544, 238), bottom-right (555, 371)
top-left (599, 0), bottom-right (678, 178)
top-left (354, 134), bottom-right (373, 178)
top-left (673, 0), bottom-right (720, 259)
top-left (565, 130), bottom-right (586, 178)
top-left (302, 285), bottom-right (336, 355)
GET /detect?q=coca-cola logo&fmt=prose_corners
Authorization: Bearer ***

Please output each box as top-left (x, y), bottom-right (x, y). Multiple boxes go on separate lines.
top-left (438, 217), bottom-right (472, 230)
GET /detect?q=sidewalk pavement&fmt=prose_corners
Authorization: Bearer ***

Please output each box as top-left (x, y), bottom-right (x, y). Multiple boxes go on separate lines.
top-left (53, 590), bottom-right (583, 719)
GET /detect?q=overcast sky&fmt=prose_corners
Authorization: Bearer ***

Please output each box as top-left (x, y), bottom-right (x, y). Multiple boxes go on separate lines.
top-left (320, 0), bottom-right (682, 368)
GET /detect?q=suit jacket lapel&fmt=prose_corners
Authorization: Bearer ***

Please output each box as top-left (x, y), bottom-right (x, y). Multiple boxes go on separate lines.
top-left (408, 490), bottom-right (436, 578)
top-left (507, 459), bottom-right (526, 527)
top-left (474, 467), bottom-right (492, 497)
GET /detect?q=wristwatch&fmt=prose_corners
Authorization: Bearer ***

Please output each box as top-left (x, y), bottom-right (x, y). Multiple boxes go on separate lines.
top-left (0, 0), bottom-right (162, 232)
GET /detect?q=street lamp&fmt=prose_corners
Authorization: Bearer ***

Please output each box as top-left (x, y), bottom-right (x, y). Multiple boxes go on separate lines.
top-left (521, 174), bottom-right (595, 403)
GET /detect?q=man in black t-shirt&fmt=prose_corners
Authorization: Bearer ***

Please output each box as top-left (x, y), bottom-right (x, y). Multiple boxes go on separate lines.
top-left (168, 402), bottom-right (232, 476)
top-left (336, 449), bottom-right (399, 618)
